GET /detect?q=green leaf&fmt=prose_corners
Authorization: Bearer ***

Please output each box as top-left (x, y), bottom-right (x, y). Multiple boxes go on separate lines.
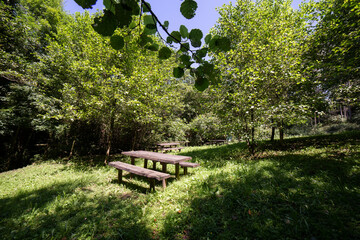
top-left (195, 48), bottom-right (208, 60)
top-left (164, 21), bottom-right (169, 29)
top-left (190, 40), bottom-right (201, 48)
top-left (139, 34), bottom-right (153, 47)
top-left (180, 42), bottom-right (190, 52)
top-left (142, 1), bottom-right (151, 12)
top-left (173, 67), bottom-right (184, 78)
top-left (92, 10), bottom-right (117, 36)
top-left (144, 15), bottom-right (155, 27)
top-left (158, 47), bottom-right (172, 59)
top-left (166, 36), bottom-right (173, 44)
top-left (104, 0), bottom-right (115, 13)
top-left (180, 25), bottom-right (189, 39)
top-left (110, 34), bottom-right (124, 50)
top-left (205, 34), bottom-right (212, 44)
top-left (180, 0), bottom-right (198, 19)
top-left (189, 29), bottom-right (203, 41)
top-left (114, 3), bottom-right (133, 28)
top-left (146, 43), bottom-right (159, 51)
top-left (195, 77), bottom-right (209, 91)
top-left (75, 0), bottom-right (97, 9)
top-left (189, 28), bottom-right (203, 47)
top-left (209, 36), bottom-right (231, 52)
top-left (179, 54), bottom-right (192, 67)
top-left (171, 31), bottom-right (182, 43)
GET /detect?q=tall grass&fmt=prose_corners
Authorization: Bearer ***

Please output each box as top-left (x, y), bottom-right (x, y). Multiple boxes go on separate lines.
top-left (1, 131), bottom-right (359, 239)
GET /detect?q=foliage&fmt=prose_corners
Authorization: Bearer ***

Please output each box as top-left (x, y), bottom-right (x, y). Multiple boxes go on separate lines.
top-left (74, 0), bottom-right (231, 90)
top-left (211, 0), bottom-right (315, 153)
top-left (1, 132), bottom-right (359, 239)
top-left (304, 0), bottom-right (360, 107)
top-left (187, 113), bottom-right (226, 145)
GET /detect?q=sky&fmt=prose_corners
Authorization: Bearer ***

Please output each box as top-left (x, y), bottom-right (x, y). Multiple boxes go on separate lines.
top-left (63, 0), bottom-right (304, 37)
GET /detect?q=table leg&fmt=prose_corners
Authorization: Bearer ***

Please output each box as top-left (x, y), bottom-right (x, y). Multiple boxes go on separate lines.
top-left (144, 159), bottom-right (148, 168)
top-left (152, 161), bottom-right (156, 170)
top-left (131, 157), bottom-right (135, 165)
top-left (175, 163), bottom-right (180, 180)
top-left (118, 169), bottom-right (122, 184)
top-left (149, 179), bottom-right (155, 192)
top-left (162, 163), bottom-right (167, 172)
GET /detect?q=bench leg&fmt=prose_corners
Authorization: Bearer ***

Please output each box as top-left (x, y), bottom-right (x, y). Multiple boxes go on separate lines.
top-left (161, 163), bottom-right (167, 172)
top-left (152, 161), bottom-right (156, 170)
top-left (175, 163), bottom-right (180, 180)
top-left (183, 167), bottom-right (188, 175)
top-left (144, 159), bottom-right (148, 168)
top-left (149, 179), bottom-right (155, 192)
top-left (118, 169), bottom-right (123, 184)
top-left (162, 179), bottom-right (166, 189)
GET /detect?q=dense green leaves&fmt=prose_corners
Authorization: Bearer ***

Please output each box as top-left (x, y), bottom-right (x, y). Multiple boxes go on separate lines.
top-left (180, 0), bottom-right (198, 19)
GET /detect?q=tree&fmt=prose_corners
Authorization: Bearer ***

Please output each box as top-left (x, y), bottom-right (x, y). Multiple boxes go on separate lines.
top-left (304, 0), bottom-right (360, 118)
top-left (210, 0), bottom-right (312, 153)
top-left (39, 11), bottom-right (186, 159)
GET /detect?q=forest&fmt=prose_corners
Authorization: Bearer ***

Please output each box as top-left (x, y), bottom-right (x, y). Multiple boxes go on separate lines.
top-left (0, 0), bottom-right (359, 239)
top-left (1, 0), bottom-right (359, 171)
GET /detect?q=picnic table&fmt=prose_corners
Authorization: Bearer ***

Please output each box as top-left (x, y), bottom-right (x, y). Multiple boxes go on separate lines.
top-left (156, 142), bottom-right (183, 152)
top-left (207, 139), bottom-right (227, 145)
top-left (121, 150), bottom-right (191, 179)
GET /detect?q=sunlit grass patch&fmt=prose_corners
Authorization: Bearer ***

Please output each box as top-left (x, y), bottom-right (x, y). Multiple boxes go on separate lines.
top-left (1, 132), bottom-right (359, 239)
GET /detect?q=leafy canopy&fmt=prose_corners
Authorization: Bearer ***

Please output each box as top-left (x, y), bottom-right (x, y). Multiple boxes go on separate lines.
top-left (74, 0), bottom-right (231, 91)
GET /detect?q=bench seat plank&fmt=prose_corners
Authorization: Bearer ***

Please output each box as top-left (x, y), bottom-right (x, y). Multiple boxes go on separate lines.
top-left (179, 161), bottom-right (200, 175)
top-left (109, 161), bottom-right (171, 181)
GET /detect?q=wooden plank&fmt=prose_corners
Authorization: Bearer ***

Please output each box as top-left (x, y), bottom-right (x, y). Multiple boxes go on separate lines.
top-left (179, 162), bottom-right (200, 168)
top-left (109, 162), bottom-right (171, 181)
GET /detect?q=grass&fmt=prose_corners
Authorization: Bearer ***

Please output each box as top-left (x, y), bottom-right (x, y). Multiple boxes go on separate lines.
top-left (1, 131), bottom-right (359, 239)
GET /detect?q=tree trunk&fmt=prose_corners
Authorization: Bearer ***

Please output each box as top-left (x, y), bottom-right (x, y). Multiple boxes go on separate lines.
top-left (279, 120), bottom-right (284, 143)
top-left (105, 108), bottom-right (115, 165)
top-left (68, 139), bottom-right (76, 160)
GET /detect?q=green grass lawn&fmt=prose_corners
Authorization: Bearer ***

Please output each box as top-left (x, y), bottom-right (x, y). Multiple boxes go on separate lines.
top-left (1, 132), bottom-right (359, 239)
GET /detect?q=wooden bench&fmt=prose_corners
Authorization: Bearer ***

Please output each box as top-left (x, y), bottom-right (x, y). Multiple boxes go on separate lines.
top-left (179, 161), bottom-right (200, 175)
top-left (108, 161), bottom-right (171, 191)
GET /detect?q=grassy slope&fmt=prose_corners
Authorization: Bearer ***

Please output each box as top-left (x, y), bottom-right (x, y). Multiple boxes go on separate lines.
top-left (0, 132), bottom-right (359, 240)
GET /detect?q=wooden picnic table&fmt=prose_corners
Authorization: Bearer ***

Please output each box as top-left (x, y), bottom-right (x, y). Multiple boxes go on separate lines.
top-left (207, 139), bottom-right (227, 145)
top-left (156, 142), bottom-right (183, 152)
top-left (121, 150), bottom-right (191, 179)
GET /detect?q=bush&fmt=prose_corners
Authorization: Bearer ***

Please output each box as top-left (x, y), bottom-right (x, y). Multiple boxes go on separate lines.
top-left (187, 113), bottom-right (226, 145)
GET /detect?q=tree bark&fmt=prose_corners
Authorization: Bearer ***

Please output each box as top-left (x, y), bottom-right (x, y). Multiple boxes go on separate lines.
top-left (279, 120), bottom-right (284, 143)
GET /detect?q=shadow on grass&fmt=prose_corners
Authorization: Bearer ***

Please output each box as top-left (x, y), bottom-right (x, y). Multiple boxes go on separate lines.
top-left (0, 181), bottom-right (152, 239)
top-left (160, 133), bottom-right (360, 239)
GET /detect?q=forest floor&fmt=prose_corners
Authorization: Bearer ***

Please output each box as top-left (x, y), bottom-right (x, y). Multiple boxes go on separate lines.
top-left (1, 131), bottom-right (359, 239)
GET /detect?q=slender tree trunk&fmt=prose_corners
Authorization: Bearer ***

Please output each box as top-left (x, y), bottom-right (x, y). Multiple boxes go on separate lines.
top-left (279, 120), bottom-right (284, 143)
top-left (271, 119), bottom-right (275, 141)
top-left (68, 139), bottom-right (76, 160)
top-left (105, 107), bottom-right (115, 165)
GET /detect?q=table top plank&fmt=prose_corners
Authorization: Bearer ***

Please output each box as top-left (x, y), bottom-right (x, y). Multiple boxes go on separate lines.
top-left (122, 150), bottom-right (191, 164)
